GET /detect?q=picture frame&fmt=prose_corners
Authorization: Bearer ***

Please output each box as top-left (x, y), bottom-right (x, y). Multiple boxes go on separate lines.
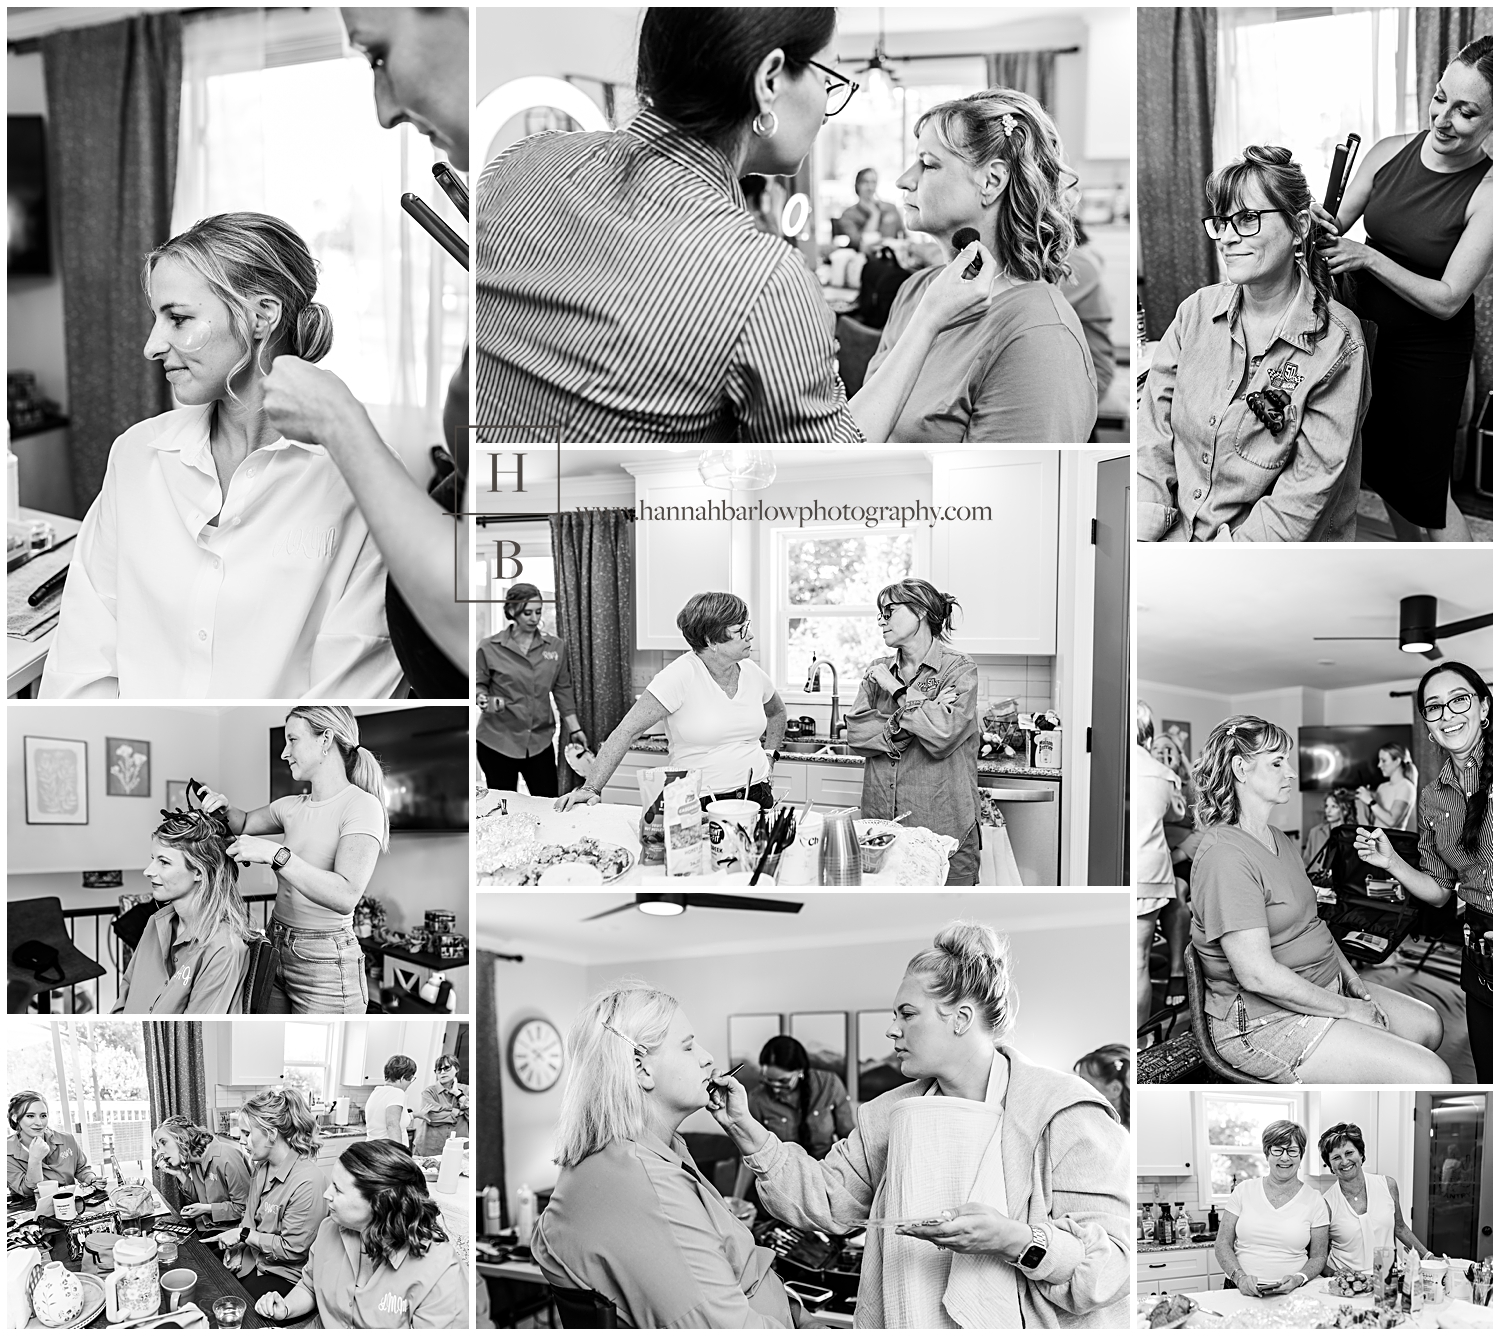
top-left (1163, 720), bottom-right (1192, 759)
top-left (727, 1013), bottom-right (783, 1088)
top-left (23, 736), bottom-right (88, 825)
top-left (789, 1011), bottom-right (849, 1090)
top-left (104, 738), bottom-right (151, 798)
top-left (81, 871), bottom-right (123, 889)
top-left (856, 1009), bottom-right (906, 1103)
top-left (165, 780), bottom-right (189, 813)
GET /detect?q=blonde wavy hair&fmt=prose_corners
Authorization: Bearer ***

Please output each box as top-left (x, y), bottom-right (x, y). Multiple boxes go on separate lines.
top-left (1192, 715), bottom-right (1295, 829)
top-left (915, 88), bottom-right (1075, 284)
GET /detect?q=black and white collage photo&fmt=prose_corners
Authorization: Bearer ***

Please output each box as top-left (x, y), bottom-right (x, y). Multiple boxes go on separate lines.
top-left (3, 3), bottom-right (1492, 1333)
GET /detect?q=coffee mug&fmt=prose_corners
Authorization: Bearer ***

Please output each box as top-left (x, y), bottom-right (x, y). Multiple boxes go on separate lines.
top-left (52, 1187), bottom-right (77, 1221)
top-left (160, 1268), bottom-right (197, 1312)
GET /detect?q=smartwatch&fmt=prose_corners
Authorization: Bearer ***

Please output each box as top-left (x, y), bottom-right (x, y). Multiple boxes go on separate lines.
top-left (238, 1225), bottom-right (252, 1244)
top-left (1016, 1225), bottom-right (1048, 1270)
top-left (271, 846), bottom-right (292, 871)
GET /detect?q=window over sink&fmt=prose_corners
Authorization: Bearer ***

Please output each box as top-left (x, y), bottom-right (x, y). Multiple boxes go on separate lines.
top-left (776, 528), bottom-right (915, 700)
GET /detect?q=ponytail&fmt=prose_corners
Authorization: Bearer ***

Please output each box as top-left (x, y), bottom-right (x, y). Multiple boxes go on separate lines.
top-left (346, 744), bottom-right (390, 851)
top-left (285, 705), bottom-right (390, 850)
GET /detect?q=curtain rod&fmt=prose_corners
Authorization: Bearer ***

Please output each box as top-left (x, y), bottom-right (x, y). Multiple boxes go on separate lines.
top-left (1390, 681), bottom-right (1493, 698)
top-left (885, 45), bottom-right (1081, 61)
top-left (7, 6), bottom-right (307, 54)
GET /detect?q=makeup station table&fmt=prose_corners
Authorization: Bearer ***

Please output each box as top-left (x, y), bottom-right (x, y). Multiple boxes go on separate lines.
top-left (7, 506), bottom-right (78, 697)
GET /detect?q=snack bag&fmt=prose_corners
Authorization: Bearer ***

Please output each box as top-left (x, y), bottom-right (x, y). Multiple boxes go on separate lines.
top-left (661, 771), bottom-right (709, 877)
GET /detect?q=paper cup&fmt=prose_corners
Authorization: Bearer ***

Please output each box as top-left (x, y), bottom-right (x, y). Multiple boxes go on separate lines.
top-left (705, 800), bottom-right (759, 867)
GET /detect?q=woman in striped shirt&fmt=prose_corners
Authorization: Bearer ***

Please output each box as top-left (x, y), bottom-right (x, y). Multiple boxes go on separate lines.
top-left (477, 8), bottom-right (996, 443)
top-left (1356, 661), bottom-right (1492, 1080)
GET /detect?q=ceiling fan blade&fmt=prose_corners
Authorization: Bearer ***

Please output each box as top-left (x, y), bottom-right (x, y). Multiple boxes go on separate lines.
top-left (581, 901), bottom-right (640, 921)
top-left (1423, 646), bottom-right (1444, 661)
top-left (1434, 613), bottom-right (1493, 639)
top-left (1312, 636), bottom-right (1397, 641)
top-left (682, 894), bottom-right (804, 914)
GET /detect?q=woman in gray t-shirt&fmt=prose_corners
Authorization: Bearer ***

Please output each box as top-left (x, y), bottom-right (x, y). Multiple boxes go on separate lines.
top-left (1188, 715), bottom-right (1448, 1084)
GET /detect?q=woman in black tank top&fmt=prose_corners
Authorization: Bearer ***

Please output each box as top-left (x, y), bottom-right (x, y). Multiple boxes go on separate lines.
top-left (1310, 37), bottom-right (1492, 540)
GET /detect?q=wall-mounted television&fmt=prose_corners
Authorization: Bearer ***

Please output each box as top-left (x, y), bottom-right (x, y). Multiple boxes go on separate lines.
top-left (269, 707), bottom-right (468, 833)
top-left (8, 115), bottom-right (52, 276)
top-left (1298, 724), bottom-right (1413, 793)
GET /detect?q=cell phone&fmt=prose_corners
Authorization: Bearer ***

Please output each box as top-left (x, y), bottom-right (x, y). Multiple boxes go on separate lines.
top-left (1322, 134), bottom-right (1362, 217)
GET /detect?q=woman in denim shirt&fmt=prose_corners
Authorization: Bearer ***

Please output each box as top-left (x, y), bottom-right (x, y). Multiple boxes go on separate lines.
top-left (846, 579), bottom-right (981, 885)
top-left (1139, 146), bottom-right (1370, 542)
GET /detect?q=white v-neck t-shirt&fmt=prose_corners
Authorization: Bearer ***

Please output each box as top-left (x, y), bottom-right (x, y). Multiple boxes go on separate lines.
top-left (1226, 1176), bottom-right (1329, 1279)
top-left (645, 653), bottom-right (775, 795)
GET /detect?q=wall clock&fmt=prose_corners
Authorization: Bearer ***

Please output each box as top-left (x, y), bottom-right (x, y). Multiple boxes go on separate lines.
top-left (508, 1017), bottom-right (564, 1092)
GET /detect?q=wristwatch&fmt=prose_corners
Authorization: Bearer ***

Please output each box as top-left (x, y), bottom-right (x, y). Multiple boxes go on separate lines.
top-left (238, 1225), bottom-right (252, 1244)
top-left (271, 846), bottom-right (292, 870)
top-left (1016, 1225), bottom-right (1048, 1270)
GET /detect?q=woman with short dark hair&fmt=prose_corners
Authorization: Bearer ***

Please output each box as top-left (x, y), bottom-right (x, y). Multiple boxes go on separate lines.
top-left (475, 581), bottom-right (587, 797)
top-left (558, 591), bottom-right (788, 813)
top-left (413, 1055), bottom-right (469, 1156)
top-left (847, 579), bottom-right (982, 883)
top-left (1215, 1120), bottom-right (1328, 1297)
top-left (747, 1036), bottom-right (854, 1162)
top-left (1317, 1121), bottom-right (1430, 1272)
top-left (255, 1138), bottom-right (467, 1327)
top-left (477, 8), bottom-right (996, 443)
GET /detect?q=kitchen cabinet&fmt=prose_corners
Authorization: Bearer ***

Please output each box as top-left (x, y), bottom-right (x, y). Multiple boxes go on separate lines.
top-left (930, 450), bottom-right (1058, 655)
top-left (1137, 1247), bottom-right (1224, 1298)
top-left (627, 462), bottom-right (751, 650)
top-left (361, 1021), bottom-right (410, 1085)
top-left (1137, 1087), bottom-right (1195, 1177)
top-left (600, 748), bottom-right (668, 808)
top-left (801, 761), bottom-right (864, 814)
top-left (227, 1023), bottom-right (286, 1085)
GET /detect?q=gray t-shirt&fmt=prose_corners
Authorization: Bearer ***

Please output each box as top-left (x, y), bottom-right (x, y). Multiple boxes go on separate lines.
top-left (1191, 824), bottom-right (1342, 1021)
top-left (868, 268), bottom-right (1097, 443)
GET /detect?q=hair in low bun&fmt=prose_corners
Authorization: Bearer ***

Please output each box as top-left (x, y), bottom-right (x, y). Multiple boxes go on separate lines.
top-left (906, 920), bottom-right (1018, 1043)
top-left (294, 301), bottom-right (334, 363)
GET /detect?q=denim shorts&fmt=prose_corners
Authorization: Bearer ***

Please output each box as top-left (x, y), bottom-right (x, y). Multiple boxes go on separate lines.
top-left (1208, 979), bottom-right (1342, 1084)
top-left (266, 917), bottom-right (368, 1015)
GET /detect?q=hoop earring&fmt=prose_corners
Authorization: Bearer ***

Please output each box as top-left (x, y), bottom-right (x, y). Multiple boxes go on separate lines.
top-left (752, 110), bottom-right (778, 138)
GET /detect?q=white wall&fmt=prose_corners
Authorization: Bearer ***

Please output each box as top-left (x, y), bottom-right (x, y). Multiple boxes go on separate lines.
top-left (494, 952), bottom-right (589, 1204)
top-left (1322, 679), bottom-right (1417, 727)
top-left (1137, 682), bottom-right (1231, 762)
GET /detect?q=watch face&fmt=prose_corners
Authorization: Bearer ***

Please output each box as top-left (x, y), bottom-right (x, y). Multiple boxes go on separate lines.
top-left (508, 1018), bottom-right (564, 1092)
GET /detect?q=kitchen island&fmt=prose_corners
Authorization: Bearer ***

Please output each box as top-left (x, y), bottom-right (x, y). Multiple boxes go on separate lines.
top-left (1138, 1280), bottom-right (1491, 1329)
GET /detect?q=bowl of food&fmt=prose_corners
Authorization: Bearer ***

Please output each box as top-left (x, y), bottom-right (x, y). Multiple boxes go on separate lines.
top-left (1327, 1271), bottom-right (1378, 1298)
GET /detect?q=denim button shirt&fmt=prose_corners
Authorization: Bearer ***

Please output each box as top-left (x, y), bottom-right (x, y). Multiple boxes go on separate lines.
top-left (1138, 275), bottom-right (1370, 542)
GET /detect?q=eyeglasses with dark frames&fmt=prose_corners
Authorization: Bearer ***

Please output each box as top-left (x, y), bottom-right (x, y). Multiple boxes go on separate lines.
top-left (809, 59), bottom-right (859, 117)
top-left (1421, 691), bottom-right (1476, 722)
top-left (1266, 1142), bottom-right (1302, 1159)
top-left (1202, 208), bottom-right (1291, 239)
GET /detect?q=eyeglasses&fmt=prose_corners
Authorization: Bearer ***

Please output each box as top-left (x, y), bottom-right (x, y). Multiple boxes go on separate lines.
top-left (732, 623), bottom-right (753, 640)
top-left (1202, 208), bottom-right (1291, 239)
top-left (1421, 691), bottom-right (1476, 722)
top-left (1266, 1142), bottom-right (1301, 1159)
top-left (875, 603), bottom-right (907, 624)
top-left (809, 59), bottom-right (858, 118)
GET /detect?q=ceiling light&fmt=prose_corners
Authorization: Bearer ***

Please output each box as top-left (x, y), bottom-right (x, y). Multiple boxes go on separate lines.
top-left (699, 450), bottom-right (775, 491)
top-left (637, 895), bottom-right (686, 916)
top-left (1399, 595), bottom-right (1437, 654)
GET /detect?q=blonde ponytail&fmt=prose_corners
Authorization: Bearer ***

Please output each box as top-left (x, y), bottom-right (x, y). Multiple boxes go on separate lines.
top-left (285, 705), bottom-right (390, 850)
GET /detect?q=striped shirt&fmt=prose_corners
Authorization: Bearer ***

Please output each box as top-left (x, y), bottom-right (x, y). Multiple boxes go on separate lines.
top-left (476, 110), bottom-right (863, 443)
top-left (1418, 752), bottom-right (1492, 914)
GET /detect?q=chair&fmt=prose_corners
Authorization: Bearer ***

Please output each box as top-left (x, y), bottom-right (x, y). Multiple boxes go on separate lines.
top-left (549, 1285), bottom-right (622, 1329)
top-left (111, 1119), bottom-right (148, 1179)
top-left (83, 1121), bottom-right (107, 1170)
top-left (1185, 945), bottom-right (1266, 1085)
top-left (8, 898), bottom-right (106, 1013)
top-left (239, 936), bottom-right (276, 1014)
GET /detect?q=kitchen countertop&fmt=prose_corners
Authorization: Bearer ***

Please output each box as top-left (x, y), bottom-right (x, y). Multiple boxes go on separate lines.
top-left (626, 734), bottom-right (1062, 779)
top-left (1139, 1236), bottom-right (1217, 1252)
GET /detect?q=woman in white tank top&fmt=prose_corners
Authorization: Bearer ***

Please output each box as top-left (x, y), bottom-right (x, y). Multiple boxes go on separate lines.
top-left (1318, 1122), bottom-right (1432, 1271)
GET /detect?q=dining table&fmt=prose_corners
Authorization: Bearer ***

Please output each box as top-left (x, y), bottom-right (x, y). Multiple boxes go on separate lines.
top-left (24, 1184), bottom-right (271, 1329)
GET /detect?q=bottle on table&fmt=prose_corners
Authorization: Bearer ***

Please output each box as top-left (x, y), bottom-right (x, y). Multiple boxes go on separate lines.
top-left (1174, 1205), bottom-right (1191, 1245)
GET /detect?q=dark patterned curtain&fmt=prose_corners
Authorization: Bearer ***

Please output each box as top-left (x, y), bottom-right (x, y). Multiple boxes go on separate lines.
top-left (1138, 8), bottom-right (1219, 339)
top-left (43, 15), bottom-right (182, 513)
top-left (144, 1021), bottom-right (206, 1210)
top-left (476, 951), bottom-right (505, 1226)
top-left (987, 51), bottom-right (1056, 110)
top-left (550, 509), bottom-right (634, 795)
top-left (1416, 7), bottom-right (1493, 475)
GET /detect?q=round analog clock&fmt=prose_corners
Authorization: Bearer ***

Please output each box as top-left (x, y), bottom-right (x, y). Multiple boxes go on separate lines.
top-left (508, 1017), bottom-right (564, 1092)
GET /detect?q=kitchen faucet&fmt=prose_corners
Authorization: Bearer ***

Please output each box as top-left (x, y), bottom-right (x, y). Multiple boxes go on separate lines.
top-left (804, 657), bottom-right (841, 740)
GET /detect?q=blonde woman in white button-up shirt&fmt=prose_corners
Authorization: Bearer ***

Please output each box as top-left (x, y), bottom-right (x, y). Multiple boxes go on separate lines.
top-left (40, 213), bottom-right (400, 699)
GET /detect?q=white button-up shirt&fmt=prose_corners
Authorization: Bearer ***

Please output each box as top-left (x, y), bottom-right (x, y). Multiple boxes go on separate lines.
top-left (39, 404), bottom-right (400, 699)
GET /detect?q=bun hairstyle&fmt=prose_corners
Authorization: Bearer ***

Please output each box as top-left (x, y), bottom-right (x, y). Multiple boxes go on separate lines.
top-left (906, 921), bottom-right (1018, 1045)
top-left (152, 808), bottom-right (254, 944)
top-left (1074, 1044), bottom-right (1130, 1128)
top-left (636, 8), bottom-right (837, 153)
top-left (8, 1091), bottom-right (45, 1131)
top-left (914, 88), bottom-right (1075, 285)
top-left (1453, 34), bottom-right (1493, 85)
top-left (1192, 714), bottom-right (1295, 829)
top-left (284, 706), bottom-right (390, 851)
top-left (876, 578), bottom-right (961, 640)
top-left (1206, 146), bottom-right (1335, 341)
top-left (143, 212), bottom-right (333, 400)
top-left (338, 1139), bottom-right (449, 1267)
top-left (1416, 660), bottom-right (1492, 857)
top-left (503, 582), bottom-right (544, 622)
top-left (240, 1085), bottom-right (320, 1158)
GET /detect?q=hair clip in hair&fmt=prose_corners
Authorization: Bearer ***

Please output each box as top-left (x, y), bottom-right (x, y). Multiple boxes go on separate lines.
top-left (1000, 112), bottom-right (1020, 140)
top-left (601, 1019), bottom-right (644, 1052)
top-left (1246, 387), bottom-right (1291, 434)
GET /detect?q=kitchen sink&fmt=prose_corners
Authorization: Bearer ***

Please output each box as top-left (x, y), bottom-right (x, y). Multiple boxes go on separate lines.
top-left (780, 740), bottom-right (856, 756)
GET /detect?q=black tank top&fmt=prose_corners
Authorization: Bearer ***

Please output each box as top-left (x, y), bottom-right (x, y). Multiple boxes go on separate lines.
top-left (1358, 132), bottom-right (1491, 336)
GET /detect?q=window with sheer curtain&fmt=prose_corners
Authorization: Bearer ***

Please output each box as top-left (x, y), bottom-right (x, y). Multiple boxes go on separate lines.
top-left (1215, 8), bottom-right (1416, 240)
top-left (171, 8), bottom-right (466, 460)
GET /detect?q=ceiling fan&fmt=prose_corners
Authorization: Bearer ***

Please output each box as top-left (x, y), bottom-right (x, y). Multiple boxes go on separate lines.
top-left (583, 893), bottom-right (803, 921)
top-left (852, 9), bottom-right (902, 86)
top-left (1313, 595), bottom-right (1492, 662)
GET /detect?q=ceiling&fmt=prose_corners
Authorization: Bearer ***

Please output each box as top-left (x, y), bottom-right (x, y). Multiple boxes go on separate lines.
top-left (1139, 547), bottom-right (1493, 695)
top-left (477, 891), bottom-right (1120, 965)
